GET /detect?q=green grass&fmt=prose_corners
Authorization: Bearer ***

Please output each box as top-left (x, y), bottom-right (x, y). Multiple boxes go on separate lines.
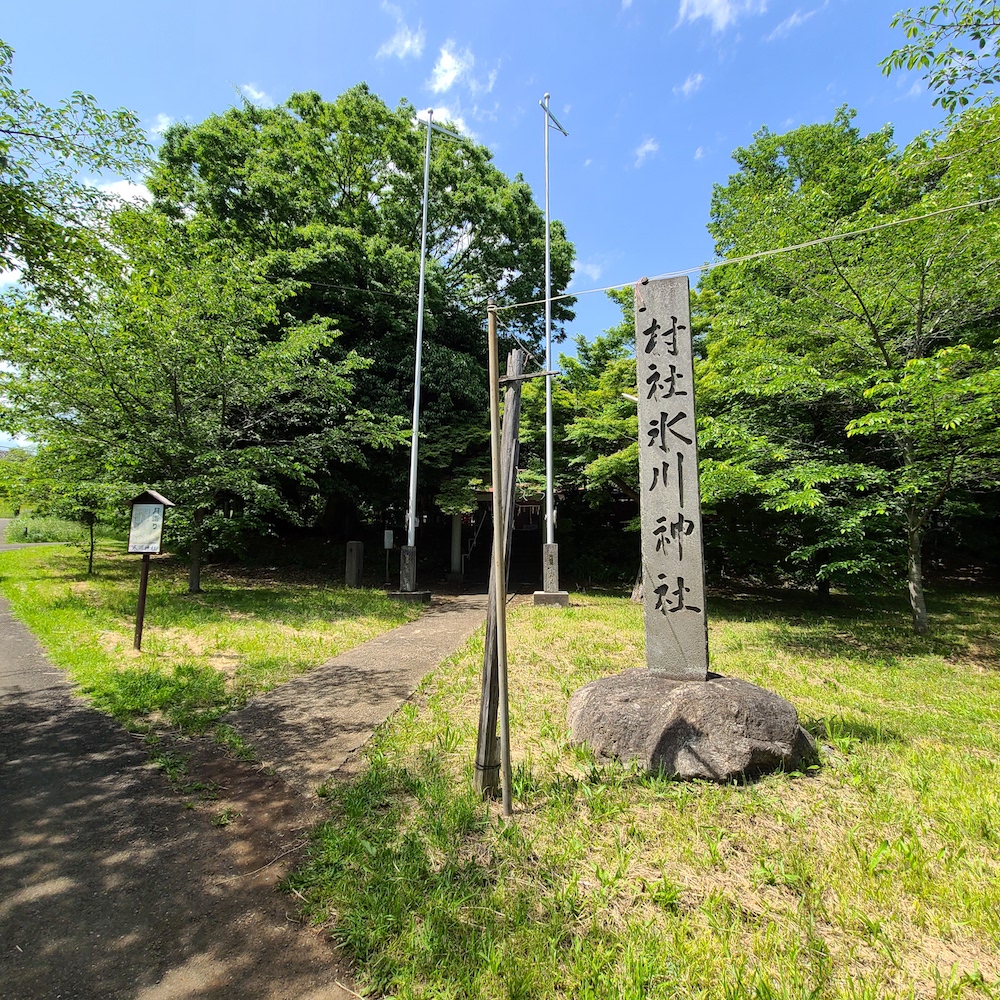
top-left (2, 514), bottom-right (110, 544)
top-left (286, 587), bottom-right (1000, 1000)
top-left (0, 543), bottom-right (421, 733)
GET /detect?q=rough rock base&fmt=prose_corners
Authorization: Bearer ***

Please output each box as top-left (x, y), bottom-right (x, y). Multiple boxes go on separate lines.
top-left (567, 670), bottom-right (817, 782)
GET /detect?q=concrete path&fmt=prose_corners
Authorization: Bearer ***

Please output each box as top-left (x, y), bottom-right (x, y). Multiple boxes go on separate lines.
top-left (227, 592), bottom-right (489, 794)
top-left (0, 522), bottom-right (488, 998)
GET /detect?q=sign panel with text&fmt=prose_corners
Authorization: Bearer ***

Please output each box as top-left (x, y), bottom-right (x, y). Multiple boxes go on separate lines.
top-left (128, 503), bottom-right (165, 554)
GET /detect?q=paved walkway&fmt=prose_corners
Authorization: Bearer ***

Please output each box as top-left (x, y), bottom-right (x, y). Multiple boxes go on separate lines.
top-left (227, 592), bottom-right (489, 794)
top-left (0, 522), bottom-right (488, 999)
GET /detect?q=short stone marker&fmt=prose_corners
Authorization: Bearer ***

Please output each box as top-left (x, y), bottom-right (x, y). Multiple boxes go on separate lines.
top-left (345, 541), bottom-right (364, 588)
top-left (566, 277), bottom-right (816, 782)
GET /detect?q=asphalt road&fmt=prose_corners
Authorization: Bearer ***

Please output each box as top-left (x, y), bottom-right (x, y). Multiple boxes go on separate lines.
top-left (0, 523), bottom-right (355, 999)
top-left (0, 521), bottom-right (490, 998)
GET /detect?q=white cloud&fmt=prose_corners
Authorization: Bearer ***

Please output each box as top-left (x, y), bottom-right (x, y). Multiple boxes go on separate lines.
top-left (674, 72), bottom-right (705, 97)
top-left (377, 2), bottom-right (425, 58)
top-left (694, 146), bottom-right (705, 159)
top-left (576, 262), bottom-right (604, 282)
top-left (465, 67), bottom-right (499, 98)
top-left (416, 106), bottom-right (472, 137)
top-left (150, 113), bottom-right (173, 136)
top-left (907, 81), bottom-right (923, 97)
top-left (765, 2), bottom-right (827, 41)
top-left (622, 0), bottom-right (633, 8)
top-left (238, 83), bottom-right (274, 107)
top-left (429, 43), bottom-right (475, 94)
top-left (0, 430), bottom-right (33, 451)
top-left (677, 0), bottom-right (767, 32)
top-left (99, 180), bottom-right (153, 205)
top-left (634, 137), bottom-right (659, 167)
top-left (584, 158), bottom-right (592, 167)
top-left (0, 266), bottom-right (23, 287)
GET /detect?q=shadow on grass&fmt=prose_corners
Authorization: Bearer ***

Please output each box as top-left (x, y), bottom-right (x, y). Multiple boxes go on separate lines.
top-left (708, 586), bottom-right (1000, 669)
top-left (3, 547), bottom-right (412, 631)
top-left (802, 714), bottom-right (905, 747)
top-left (0, 546), bottom-right (420, 736)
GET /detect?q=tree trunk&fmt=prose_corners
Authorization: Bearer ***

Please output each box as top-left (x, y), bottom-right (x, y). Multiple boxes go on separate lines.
top-left (631, 564), bottom-right (643, 604)
top-left (906, 515), bottom-right (929, 634)
top-left (188, 510), bottom-right (205, 594)
top-left (87, 520), bottom-right (95, 576)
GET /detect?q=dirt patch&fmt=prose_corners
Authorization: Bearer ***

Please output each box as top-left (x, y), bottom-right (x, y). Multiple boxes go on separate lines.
top-left (160, 733), bottom-right (327, 894)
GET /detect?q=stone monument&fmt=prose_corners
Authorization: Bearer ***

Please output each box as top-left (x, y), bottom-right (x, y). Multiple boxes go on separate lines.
top-left (567, 277), bottom-right (816, 782)
top-left (636, 275), bottom-right (708, 680)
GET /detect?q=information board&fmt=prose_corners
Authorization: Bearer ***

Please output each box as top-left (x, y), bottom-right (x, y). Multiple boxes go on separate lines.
top-left (128, 503), bottom-right (165, 554)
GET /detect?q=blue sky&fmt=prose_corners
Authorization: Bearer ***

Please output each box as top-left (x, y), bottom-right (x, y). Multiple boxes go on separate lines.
top-left (2, 0), bottom-right (942, 443)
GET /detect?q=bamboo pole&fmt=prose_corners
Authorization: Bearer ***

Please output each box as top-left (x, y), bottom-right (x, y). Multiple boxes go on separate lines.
top-left (486, 299), bottom-right (513, 818)
top-left (474, 348), bottom-right (525, 798)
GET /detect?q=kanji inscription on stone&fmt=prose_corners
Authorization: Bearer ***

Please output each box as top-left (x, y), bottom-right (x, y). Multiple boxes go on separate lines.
top-left (636, 276), bottom-right (709, 680)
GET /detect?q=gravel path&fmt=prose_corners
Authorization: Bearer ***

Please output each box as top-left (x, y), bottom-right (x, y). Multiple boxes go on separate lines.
top-left (0, 522), bottom-right (487, 999)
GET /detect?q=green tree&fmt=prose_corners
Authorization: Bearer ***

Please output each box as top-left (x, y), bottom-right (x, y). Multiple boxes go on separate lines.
top-left (698, 105), bottom-right (1000, 631)
top-left (882, 1), bottom-right (1000, 111)
top-left (0, 40), bottom-right (148, 300)
top-left (147, 86), bottom-right (574, 526)
top-left (541, 287), bottom-right (638, 502)
top-left (1, 208), bottom-right (398, 589)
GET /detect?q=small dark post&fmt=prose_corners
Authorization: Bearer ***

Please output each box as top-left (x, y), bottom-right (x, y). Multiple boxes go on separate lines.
top-left (346, 541), bottom-right (364, 588)
top-left (127, 489), bottom-right (175, 653)
top-left (134, 554), bottom-right (151, 650)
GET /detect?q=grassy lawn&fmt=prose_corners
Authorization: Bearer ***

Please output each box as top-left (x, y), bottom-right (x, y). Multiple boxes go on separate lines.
top-left (0, 543), bottom-right (421, 733)
top-left (286, 587), bottom-right (1000, 1000)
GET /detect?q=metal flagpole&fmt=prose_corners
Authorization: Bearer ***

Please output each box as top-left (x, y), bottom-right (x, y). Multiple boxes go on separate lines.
top-left (401, 109), bottom-right (462, 593)
top-left (536, 93), bottom-right (568, 604)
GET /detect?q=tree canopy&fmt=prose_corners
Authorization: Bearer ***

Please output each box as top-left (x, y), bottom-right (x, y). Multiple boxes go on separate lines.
top-left (146, 85), bottom-right (575, 526)
top-left (1, 206), bottom-right (395, 584)
top-left (1, 81), bottom-right (576, 575)
top-left (882, 1), bottom-right (1000, 111)
top-left (696, 104), bottom-right (1000, 630)
top-left (0, 40), bottom-right (149, 300)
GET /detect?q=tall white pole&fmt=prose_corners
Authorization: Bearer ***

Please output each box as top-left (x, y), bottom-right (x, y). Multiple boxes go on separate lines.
top-left (543, 94), bottom-right (554, 547)
top-left (406, 109), bottom-right (434, 553)
top-left (536, 95), bottom-right (568, 605)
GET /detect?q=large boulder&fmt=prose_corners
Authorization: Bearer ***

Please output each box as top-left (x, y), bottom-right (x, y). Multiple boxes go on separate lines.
top-left (567, 670), bottom-right (817, 782)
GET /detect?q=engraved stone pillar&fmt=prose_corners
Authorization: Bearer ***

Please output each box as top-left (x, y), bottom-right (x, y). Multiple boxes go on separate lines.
top-left (534, 544), bottom-right (568, 606)
top-left (400, 544), bottom-right (417, 593)
top-left (345, 541), bottom-right (364, 588)
top-left (636, 277), bottom-right (708, 680)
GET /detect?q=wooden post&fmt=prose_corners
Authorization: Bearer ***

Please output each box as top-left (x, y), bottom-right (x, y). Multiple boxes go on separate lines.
top-left (474, 347), bottom-right (525, 800)
top-left (134, 553), bottom-right (151, 650)
top-left (484, 300), bottom-right (513, 817)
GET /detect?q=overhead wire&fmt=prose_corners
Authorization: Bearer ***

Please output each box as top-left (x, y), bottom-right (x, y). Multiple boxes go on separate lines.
top-left (494, 194), bottom-right (1000, 314)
